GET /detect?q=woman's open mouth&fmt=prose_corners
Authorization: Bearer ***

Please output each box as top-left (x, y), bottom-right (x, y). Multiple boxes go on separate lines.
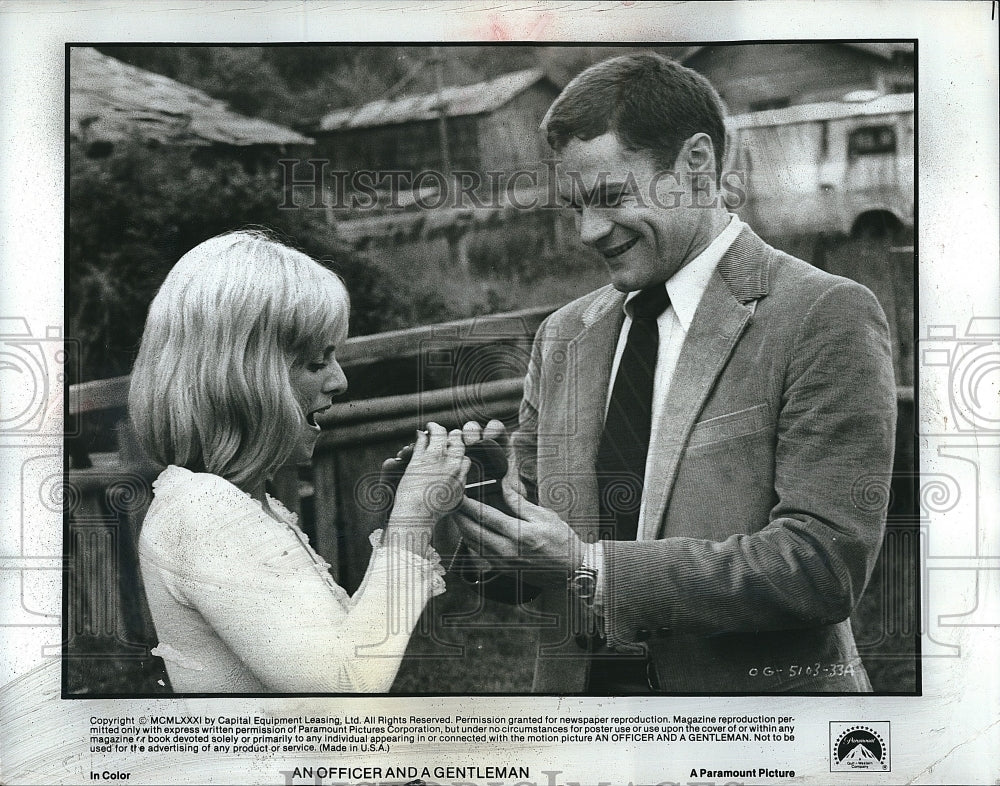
top-left (307, 405), bottom-right (332, 431)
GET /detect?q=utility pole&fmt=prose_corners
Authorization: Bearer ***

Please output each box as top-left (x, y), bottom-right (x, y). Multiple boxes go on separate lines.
top-left (431, 47), bottom-right (467, 268)
top-left (431, 46), bottom-right (452, 177)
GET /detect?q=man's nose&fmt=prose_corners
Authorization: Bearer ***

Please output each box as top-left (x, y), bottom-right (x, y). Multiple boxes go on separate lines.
top-left (577, 207), bottom-right (615, 247)
top-left (324, 362), bottom-right (348, 397)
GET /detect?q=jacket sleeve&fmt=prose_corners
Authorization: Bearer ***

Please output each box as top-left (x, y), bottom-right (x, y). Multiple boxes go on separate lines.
top-left (601, 280), bottom-right (897, 644)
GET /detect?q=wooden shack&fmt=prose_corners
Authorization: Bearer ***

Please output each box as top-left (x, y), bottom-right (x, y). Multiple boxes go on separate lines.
top-left (313, 68), bottom-right (560, 181)
top-left (681, 42), bottom-right (915, 114)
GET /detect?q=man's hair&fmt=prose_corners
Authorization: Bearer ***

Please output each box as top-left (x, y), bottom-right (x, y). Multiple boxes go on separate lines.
top-left (542, 52), bottom-right (727, 175)
top-left (129, 229), bottom-right (350, 493)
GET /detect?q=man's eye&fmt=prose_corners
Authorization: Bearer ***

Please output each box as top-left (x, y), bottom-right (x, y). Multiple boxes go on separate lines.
top-left (307, 362), bottom-right (328, 372)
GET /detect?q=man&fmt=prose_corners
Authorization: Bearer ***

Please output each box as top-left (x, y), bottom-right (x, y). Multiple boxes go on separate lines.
top-left (454, 53), bottom-right (896, 693)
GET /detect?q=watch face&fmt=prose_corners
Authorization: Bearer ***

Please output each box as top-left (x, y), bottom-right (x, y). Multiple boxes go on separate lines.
top-left (571, 569), bottom-right (598, 601)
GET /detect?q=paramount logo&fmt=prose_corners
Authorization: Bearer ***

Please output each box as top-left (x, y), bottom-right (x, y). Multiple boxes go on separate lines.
top-left (830, 721), bottom-right (890, 772)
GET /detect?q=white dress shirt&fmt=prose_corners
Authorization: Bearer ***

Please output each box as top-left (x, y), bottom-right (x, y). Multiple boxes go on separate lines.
top-left (587, 213), bottom-right (744, 608)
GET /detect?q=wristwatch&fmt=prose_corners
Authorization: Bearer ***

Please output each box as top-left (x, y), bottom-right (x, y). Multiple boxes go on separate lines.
top-left (568, 565), bottom-right (599, 604)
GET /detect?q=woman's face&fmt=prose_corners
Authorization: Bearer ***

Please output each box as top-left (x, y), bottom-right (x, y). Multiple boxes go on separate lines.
top-left (288, 341), bottom-right (348, 464)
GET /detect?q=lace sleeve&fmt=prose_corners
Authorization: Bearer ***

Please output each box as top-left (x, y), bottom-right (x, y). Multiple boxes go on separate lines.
top-left (346, 529), bottom-right (446, 609)
top-left (152, 474), bottom-right (445, 693)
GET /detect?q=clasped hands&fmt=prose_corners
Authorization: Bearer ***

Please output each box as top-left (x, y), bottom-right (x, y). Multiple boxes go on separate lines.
top-left (450, 420), bottom-right (586, 587)
top-left (385, 419), bottom-right (584, 584)
top-left (383, 420), bottom-right (584, 587)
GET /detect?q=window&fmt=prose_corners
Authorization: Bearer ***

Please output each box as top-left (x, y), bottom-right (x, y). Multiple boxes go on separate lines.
top-left (848, 125), bottom-right (897, 156)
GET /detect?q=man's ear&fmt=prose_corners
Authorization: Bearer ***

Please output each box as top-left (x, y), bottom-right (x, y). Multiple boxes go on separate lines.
top-left (679, 132), bottom-right (716, 174)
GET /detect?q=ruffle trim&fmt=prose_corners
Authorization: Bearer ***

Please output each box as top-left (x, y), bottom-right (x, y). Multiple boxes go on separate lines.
top-left (369, 529), bottom-right (446, 597)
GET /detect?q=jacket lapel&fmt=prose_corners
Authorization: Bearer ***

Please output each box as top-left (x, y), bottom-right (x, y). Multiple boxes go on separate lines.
top-left (539, 287), bottom-right (624, 523)
top-left (644, 226), bottom-right (772, 538)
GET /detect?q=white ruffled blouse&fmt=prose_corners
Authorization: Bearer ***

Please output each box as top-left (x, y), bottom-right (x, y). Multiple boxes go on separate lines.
top-left (138, 465), bottom-right (444, 693)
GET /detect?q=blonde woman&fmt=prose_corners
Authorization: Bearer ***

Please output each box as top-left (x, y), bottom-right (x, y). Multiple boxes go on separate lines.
top-left (130, 230), bottom-right (469, 693)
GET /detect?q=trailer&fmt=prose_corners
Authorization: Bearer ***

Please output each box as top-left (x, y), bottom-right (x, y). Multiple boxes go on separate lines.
top-left (726, 92), bottom-right (914, 238)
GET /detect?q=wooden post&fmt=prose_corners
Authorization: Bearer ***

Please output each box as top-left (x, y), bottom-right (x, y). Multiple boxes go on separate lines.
top-left (431, 46), bottom-right (463, 268)
top-left (431, 46), bottom-right (452, 178)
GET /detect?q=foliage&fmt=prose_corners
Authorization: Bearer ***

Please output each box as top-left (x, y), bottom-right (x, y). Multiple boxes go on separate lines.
top-left (68, 45), bottom-right (644, 384)
top-left (466, 214), bottom-right (604, 285)
top-left (69, 142), bottom-right (432, 382)
top-left (68, 142), bottom-right (613, 385)
top-left (70, 45), bottom-right (694, 384)
top-left (95, 45), bottom-right (691, 131)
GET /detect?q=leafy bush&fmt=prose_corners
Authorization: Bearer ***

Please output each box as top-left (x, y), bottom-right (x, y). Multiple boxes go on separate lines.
top-left (466, 212), bottom-right (603, 284)
top-left (68, 142), bottom-right (437, 382)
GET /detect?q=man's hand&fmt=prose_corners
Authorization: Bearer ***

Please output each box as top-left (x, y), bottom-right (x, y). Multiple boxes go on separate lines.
top-left (461, 419), bottom-right (527, 498)
top-left (453, 481), bottom-right (585, 587)
top-left (461, 418), bottom-right (507, 445)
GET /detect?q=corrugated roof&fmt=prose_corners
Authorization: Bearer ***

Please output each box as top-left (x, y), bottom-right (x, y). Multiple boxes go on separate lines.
top-left (318, 68), bottom-right (549, 131)
top-left (69, 47), bottom-right (313, 147)
top-left (727, 92), bottom-right (913, 129)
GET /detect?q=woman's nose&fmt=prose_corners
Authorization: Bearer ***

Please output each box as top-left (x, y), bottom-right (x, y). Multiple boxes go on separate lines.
top-left (324, 362), bottom-right (348, 397)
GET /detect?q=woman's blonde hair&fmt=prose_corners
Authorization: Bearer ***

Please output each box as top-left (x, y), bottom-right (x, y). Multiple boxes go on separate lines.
top-left (129, 230), bottom-right (349, 492)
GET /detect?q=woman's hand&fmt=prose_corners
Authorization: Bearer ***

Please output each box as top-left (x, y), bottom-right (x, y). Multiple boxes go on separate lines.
top-left (386, 423), bottom-right (470, 551)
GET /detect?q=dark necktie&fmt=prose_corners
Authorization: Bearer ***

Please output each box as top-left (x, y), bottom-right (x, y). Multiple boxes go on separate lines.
top-left (595, 285), bottom-right (671, 541)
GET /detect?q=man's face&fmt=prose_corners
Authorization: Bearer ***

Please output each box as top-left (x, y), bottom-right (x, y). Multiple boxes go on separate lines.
top-left (557, 132), bottom-right (708, 292)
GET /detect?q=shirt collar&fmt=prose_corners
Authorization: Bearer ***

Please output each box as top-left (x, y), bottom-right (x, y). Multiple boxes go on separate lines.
top-left (624, 213), bottom-right (743, 331)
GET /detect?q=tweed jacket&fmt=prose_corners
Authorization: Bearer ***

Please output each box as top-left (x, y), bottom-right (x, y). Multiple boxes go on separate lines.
top-left (511, 225), bottom-right (897, 693)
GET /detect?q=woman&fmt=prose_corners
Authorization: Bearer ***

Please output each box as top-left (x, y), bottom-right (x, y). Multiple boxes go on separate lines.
top-left (130, 230), bottom-right (469, 693)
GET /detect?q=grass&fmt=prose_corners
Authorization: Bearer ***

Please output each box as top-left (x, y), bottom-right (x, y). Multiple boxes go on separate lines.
top-left (356, 218), bottom-right (610, 325)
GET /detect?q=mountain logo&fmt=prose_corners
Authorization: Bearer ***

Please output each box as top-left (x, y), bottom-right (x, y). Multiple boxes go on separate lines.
top-left (830, 722), bottom-right (890, 771)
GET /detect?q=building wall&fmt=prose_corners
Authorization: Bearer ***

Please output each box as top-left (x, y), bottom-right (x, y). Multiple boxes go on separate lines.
top-left (313, 80), bottom-right (559, 188)
top-left (687, 44), bottom-right (913, 113)
top-left (476, 82), bottom-right (560, 173)
top-left (315, 115), bottom-right (480, 180)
